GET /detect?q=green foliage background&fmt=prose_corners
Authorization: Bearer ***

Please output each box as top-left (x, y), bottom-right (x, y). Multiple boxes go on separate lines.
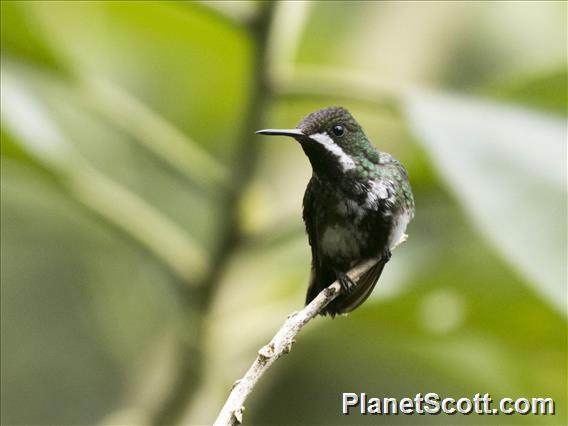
top-left (1, 1), bottom-right (566, 425)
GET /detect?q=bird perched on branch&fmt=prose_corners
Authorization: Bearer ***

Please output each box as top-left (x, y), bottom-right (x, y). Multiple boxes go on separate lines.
top-left (257, 107), bottom-right (414, 316)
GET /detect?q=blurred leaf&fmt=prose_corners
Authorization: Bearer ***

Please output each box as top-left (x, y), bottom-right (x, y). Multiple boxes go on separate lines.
top-left (293, 2), bottom-right (566, 97)
top-left (80, 77), bottom-right (229, 192)
top-left (486, 68), bottom-right (567, 116)
top-left (405, 92), bottom-right (566, 315)
top-left (0, 1), bottom-right (67, 73)
top-left (1, 65), bottom-right (209, 283)
top-left (27, 0), bottom-right (253, 161)
top-left (198, 1), bottom-right (260, 25)
top-left (1, 128), bottom-right (56, 178)
top-left (0, 160), bottom-right (183, 425)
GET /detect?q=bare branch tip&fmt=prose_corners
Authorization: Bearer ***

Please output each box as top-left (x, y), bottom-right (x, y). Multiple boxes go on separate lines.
top-left (214, 260), bottom-right (379, 425)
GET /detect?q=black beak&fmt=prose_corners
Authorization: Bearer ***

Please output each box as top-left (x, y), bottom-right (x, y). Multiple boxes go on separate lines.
top-left (255, 128), bottom-right (304, 137)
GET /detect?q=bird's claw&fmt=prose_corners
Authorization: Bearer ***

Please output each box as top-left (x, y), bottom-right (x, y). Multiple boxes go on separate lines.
top-left (338, 273), bottom-right (356, 294)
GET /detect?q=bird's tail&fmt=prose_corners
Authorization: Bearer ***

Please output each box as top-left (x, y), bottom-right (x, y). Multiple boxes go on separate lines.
top-left (332, 259), bottom-right (386, 314)
top-left (312, 258), bottom-right (386, 317)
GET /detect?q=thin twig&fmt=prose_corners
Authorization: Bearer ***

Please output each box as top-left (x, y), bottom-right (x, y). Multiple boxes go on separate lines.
top-left (212, 257), bottom-right (380, 426)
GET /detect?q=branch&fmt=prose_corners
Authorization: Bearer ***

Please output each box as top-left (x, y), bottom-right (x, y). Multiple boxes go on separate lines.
top-left (212, 257), bottom-right (380, 426)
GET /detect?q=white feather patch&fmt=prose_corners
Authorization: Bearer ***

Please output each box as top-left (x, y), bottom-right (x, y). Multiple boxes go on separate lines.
top-left (309, 132), bottom-right (356, 171)
top-left (365, 180), bottom-right (396, 211)
top-left (389, 210), bottom-right (412, 249)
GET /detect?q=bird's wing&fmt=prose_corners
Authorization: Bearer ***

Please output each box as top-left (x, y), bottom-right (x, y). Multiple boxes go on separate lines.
top-left (302, 177), bottom-right (324, 304)
top-left (302, 177), bottom-right (319, 262)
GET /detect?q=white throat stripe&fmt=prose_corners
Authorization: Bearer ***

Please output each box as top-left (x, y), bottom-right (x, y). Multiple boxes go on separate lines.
top-left (309, 132), bottom-right (356, 171)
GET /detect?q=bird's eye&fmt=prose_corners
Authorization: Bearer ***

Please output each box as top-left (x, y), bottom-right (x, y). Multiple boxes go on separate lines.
top-left (332, 124), bottom-right (345, 137)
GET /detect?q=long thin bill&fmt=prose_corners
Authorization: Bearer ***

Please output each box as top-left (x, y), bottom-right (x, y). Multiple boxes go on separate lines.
top-left (255, 128), bottom-right (304, 137)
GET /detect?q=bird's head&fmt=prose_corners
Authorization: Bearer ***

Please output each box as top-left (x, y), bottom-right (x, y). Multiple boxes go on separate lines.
top-left (257, 106), bottom-right (377, 180)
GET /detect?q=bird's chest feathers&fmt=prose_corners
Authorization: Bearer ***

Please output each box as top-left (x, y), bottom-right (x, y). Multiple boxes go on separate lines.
top-left (318, 191), bottom-right (373, 260)
top-left (316, 178), bottom-right (407, 260)
top-left (333, 179), bottom-right (395, 220)
top-left (320, 223), bottom-right (365, 259)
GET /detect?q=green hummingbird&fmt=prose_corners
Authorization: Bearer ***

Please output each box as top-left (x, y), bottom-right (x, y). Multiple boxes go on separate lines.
top-left (257, 106), bottom-right (414, 316)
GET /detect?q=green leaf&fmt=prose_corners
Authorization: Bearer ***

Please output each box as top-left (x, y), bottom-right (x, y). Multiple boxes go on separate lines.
top-left (80, 77), bottom-right (229, 192)
top-left (1, 160), bottom-right (183, 425)
top-left (0, 1), bottom-right (67, 73)
top-left (1, 66), bottom-right (209, 284)
top-left (486, 68), bottom-right (568, 116)
top-left (405, 92), bottom-right (566, 315)
top-left (26, 0), bottom-right (253, 161)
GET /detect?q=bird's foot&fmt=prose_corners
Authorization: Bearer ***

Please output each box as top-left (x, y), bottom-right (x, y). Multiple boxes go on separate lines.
top-left (337, 272), bottom-right (356, 294)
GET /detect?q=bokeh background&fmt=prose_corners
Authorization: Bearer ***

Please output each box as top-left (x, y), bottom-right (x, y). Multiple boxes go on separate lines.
top-left (1, 1), bottom-right (566, 425)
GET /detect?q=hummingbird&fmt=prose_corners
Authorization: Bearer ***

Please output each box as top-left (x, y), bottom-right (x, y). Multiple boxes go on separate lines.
top-left (256, 106), bottom-right (414, 316)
